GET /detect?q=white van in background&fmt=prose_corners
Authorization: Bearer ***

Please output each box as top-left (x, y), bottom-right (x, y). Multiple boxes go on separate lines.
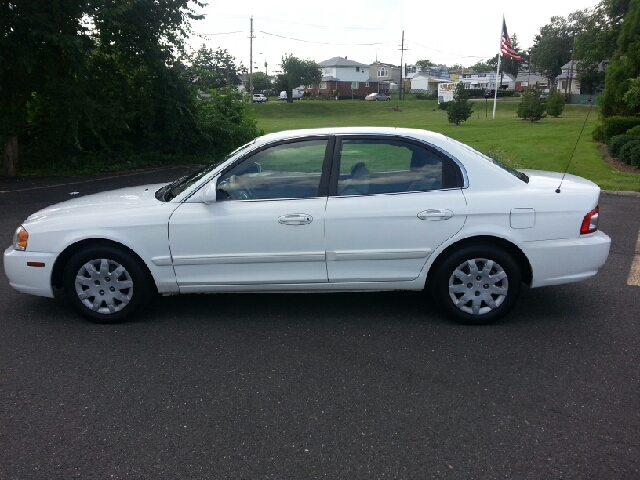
top-left (279, 89), bottom-right (304, 100)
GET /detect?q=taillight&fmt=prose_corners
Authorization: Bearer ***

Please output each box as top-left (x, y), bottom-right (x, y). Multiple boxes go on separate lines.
top-left (580, 206), bottom-right (599, 235)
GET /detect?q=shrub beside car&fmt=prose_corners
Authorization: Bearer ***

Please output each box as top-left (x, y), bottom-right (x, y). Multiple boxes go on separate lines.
top-left (619, 140), bottom-right (640, 166)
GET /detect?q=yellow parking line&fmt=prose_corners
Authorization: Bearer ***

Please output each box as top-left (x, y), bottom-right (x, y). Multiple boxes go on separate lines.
top-left (628, 228), bottom-right (640, 286)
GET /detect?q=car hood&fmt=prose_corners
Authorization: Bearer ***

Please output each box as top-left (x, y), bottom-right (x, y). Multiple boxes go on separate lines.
top-left (26, 183), bottom-right (167, 221)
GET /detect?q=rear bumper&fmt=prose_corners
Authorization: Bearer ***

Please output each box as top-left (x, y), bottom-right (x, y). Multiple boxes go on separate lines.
top-left (524, 231), bottom-right (611, 288)
top-left (3, 246), bottom-right (56, 298)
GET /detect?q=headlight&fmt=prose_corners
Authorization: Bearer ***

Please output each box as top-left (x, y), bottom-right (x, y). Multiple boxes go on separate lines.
top-left (13, 226), bottom-right (28, 251)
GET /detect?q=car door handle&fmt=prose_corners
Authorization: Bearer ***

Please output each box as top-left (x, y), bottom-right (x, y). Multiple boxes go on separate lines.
top-left (417, 209), bottom-right (454, 221)
top-left (278, 213), bottom-right (313, 225)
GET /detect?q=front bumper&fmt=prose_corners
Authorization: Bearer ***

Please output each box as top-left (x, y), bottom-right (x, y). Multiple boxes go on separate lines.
top-left (524, 231), bottom-right (611, 288)
top-left (3, 246), bottom-right (57, 298)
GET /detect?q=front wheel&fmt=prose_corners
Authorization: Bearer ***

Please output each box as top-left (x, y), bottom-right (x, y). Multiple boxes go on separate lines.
top-left (430, 245), bottom-right (521, 325)
top-left (63, 245), bottom-right (153, 323)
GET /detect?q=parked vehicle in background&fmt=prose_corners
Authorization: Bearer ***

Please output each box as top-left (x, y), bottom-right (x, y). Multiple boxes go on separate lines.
top-left (4, 127), bottom-right (611, 325)
top-left (252, 93), bottom-right (268, 103)
top-left (279, 90), bottom-right (303, 100)
top-left (365, 92), bottom-right (391, 101)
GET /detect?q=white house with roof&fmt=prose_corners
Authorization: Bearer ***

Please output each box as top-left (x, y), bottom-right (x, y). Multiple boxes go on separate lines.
top-left (409, 73), bottom-right (452, 93)
top-left (459, 72), bottom-right (515, 91)
top-left (556, 61), bottom-right (580, 94)
top-left (315, 57), bottom-right (383, 98)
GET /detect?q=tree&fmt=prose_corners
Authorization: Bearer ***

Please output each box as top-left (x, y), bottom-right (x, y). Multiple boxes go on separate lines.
top-left (600, 0), bottom-right (640, 117)
top-left (416, 59), bottom-right (436, 67)
top-left (0, 0), bottom-right (93, 175)
top-left (469, 60), bottom-right (494, 72)
top-left (517, 87), bottom-right (547, 122)
top-left (529, 16), bottom-right (573, 81)
top-left (446, 83), bottom-right (474, 125)
top-left (276, 55), bottom-right (321, 103)
top-left (546, 89), bottom-right (566, 117)
top-left (250, 72), bottom-right (272, 94)
top-left (0, 0), bottom-right (207, 175)
top-left (449, 63), bottom-right (465, 70)
top-left (188, 45), bottom-right (242, 91)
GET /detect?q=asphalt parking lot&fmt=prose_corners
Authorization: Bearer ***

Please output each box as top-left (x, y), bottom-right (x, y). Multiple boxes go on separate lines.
top-left (1, 169), bottom-right (639, 479)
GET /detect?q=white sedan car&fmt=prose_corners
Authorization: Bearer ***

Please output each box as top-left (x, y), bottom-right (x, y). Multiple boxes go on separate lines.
top-left (4, 127), bottom-right (611, 325)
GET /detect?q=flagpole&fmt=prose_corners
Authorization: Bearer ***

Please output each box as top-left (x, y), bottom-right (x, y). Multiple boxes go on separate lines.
top-left (492, 16), bottom-right (503, 120)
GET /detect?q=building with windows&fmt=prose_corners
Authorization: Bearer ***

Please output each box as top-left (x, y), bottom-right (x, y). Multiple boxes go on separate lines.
top-left (458, 71), bottom-right (515, 91)
top-left (370, 62), bottom-right (401, 91)
top-left (515, 72), bottom-right (549, 92)
top-left (315, 57), bottom-right (385, 98)
top-left (556, 61), bottom-right (581, 95)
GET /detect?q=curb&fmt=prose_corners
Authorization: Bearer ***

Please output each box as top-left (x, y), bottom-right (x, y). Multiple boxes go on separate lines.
top-left (602, 190), bottom-right (640, 197)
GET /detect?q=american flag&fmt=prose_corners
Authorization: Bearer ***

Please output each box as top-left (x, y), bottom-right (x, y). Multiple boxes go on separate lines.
top-left (501, 19), bottom-right (522, 61)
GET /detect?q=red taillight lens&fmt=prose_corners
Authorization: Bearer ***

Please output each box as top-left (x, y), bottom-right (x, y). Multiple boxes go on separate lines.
top-left (580, 206), bottom-right (599, 235)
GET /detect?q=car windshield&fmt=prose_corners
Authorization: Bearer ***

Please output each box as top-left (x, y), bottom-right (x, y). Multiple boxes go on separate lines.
top-left (155, 140), bottom-right (257, 202)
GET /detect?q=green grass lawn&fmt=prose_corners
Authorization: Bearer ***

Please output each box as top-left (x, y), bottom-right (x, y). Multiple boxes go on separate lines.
top-left (249, 99), bottom-right (640, 192)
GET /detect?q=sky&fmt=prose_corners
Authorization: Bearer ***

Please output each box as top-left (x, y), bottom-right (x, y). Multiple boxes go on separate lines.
top-left (186, 0), bottom-right (601, 74)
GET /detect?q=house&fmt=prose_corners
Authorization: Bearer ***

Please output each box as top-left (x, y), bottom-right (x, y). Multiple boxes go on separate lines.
top-left (404, 64), bottom-right (449, 91)
top-left (459, 71), bottom-right (515, 91)
top-left (556, 61), bottom-right (580, 95)
top-left (409, 73), bottom-right (452, 93)
top-left (315, 57), bottom-right (382, 98)
top-left (370, 61), bottom-right (401, 91)
top-left (515, 72), bottom-right (550, 92)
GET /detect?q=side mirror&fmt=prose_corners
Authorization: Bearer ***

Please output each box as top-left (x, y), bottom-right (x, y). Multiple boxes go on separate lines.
top-left (199, 176), bottom-right (220, 204)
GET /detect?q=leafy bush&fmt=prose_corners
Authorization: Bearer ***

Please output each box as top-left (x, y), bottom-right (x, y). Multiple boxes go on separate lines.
top-left (626, 125), bottom-right (640, 136)
top-left (609, 135), bottom-right (639, 158)
top-left (446, 84), bottom-right (474, 125)
top-left (546, 89), bottom-right (566, 117)
top-left (438, 101), bottom-right (451, 110)
top-left (195, 87), bottom-right (261, 157)
top-left (619, 139), bottom-right (640, 165)
top-left (517, 87), bottom-right (547, 122)
top-left (602, 116), bottom-right (640, 142)
top-left (592, 123), bottom-right (605, 142)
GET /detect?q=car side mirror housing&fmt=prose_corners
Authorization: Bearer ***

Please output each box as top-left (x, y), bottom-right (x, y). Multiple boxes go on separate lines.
top-left (199, 176), bottom-right (220, 204)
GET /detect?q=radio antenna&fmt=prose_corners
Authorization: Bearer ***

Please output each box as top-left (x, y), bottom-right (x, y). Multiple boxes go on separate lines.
top-left (555, 99), bottom-right (595, 193)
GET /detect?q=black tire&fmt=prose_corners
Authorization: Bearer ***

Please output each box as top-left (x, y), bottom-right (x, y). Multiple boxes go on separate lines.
top-left (63, 245), bottom-right (153, 324)
top-left (429, 244), bottom-right (521, 325)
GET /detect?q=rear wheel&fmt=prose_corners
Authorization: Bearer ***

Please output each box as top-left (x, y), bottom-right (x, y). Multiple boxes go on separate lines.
top-left (63, 245), bottom-right (152, 323)
top-left (430, 245), bottom-right (521, 325)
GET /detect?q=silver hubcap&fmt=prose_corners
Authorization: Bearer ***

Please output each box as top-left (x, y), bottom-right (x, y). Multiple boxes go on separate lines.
top-left (74, 258), bottom-right (133, 314)
top-left (448, 258), bottom-right (508, 316)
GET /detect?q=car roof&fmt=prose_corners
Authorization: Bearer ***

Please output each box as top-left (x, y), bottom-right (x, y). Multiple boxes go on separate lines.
top-left (255, 127), bottom-right (451, 148)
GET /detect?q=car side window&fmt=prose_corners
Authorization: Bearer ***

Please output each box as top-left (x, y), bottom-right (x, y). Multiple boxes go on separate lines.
top-left (217, 139), bottom-right (329, 200)
top-left (336, 138), bottom-right (458, 195)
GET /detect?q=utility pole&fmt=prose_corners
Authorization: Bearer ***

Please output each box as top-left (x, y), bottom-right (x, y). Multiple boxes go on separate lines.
top-left (567, 31), bottom-right (576, 99)
top-left (249, 16), bottom-right (254, 103)
top-left (399, 30), bottom-right (407, 100)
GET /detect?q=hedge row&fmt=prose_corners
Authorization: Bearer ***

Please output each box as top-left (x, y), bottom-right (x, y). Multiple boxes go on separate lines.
top-left (598, 116), bottom-right (640, 142)
top-left (608, 134), bottom-right (640, 166)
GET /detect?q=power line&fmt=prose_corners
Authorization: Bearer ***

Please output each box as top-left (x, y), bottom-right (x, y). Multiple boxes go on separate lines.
top-left (200, 31), bottom-right (244, 36)
top-left (408, 41), bottom-right (490, 59)
top-left (260, 30), bottom-right (389, 46)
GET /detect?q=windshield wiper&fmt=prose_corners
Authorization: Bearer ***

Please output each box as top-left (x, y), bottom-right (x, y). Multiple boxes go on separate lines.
top-left (155, 176), bottom-right (187, 202)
